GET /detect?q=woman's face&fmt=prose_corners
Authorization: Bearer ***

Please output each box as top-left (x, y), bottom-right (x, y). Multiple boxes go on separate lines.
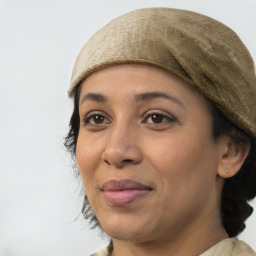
top-left (76, 64), bottom-right (226, 243)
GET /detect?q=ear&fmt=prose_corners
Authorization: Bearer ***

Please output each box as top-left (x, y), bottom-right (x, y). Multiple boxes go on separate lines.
top-left (217, 136), bottom-right (250, 178)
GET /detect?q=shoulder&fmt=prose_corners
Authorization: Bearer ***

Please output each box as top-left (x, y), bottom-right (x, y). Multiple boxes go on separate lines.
top-left (200, 238), bottom-right (256, 256)
top-left (90, 239), bottom-right (256, 256)
top-left (89, 244), bottom-right (112, 256)
top-left (232, 239), bottom-right (256, 256)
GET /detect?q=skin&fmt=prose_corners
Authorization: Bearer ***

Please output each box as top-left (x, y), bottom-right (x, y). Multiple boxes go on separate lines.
top-left (76, 64), bottom-right (249, 256)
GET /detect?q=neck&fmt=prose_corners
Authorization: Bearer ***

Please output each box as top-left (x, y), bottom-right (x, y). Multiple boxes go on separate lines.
top-left (111, 218), bottom-right (228, 256)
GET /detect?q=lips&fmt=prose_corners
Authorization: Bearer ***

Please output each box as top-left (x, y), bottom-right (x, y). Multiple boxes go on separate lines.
top-left (101, 179), bottom-right (152, 206)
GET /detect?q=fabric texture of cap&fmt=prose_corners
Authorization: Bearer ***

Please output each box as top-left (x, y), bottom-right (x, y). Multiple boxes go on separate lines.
top-left (69, 7), bottom-right (256, 143)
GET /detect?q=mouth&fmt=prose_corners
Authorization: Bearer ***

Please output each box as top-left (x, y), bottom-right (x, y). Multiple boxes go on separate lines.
top-left (101, 179), bottom-right (153, 206)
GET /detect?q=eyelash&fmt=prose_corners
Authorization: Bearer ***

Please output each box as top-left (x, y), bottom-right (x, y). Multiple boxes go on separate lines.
top-left (143, 111), bottom-right (176, 124)
top-left (82, 110), bottom-right (176, 127)
top-left (83, 111), bottom-right (110, 125)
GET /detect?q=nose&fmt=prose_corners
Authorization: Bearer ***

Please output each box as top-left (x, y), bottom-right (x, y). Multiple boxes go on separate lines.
top-left (101, 122), bottom-right (143, 168)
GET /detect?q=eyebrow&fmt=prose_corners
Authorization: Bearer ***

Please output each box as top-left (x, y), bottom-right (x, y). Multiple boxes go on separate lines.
top-left (80, 91), bottom-right (184, 108)
top-left (80, 93), bottom-right (107, 105)
top-left (135, 92), bottom-right (185, 108)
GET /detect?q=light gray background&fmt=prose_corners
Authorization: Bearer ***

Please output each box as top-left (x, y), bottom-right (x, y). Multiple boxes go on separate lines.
top-left (0, 0), bottom-right (255, 255)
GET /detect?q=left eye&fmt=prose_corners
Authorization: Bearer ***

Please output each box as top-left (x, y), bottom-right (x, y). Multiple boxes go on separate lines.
top-left (144, 113), bottom-right (175, 124)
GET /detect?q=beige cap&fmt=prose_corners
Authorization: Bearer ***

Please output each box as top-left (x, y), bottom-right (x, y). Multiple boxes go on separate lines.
top-left (69, 7), bottom-right (256, 142)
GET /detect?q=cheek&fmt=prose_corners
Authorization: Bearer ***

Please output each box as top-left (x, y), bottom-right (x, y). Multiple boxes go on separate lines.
top-left (76, 133), bottom-right (103, 184)
top-left (145, 131), bottom-right (219, 193)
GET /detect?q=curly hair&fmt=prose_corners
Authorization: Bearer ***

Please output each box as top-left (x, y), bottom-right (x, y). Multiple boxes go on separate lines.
top-left (64, 84), bottom-right (256, 237)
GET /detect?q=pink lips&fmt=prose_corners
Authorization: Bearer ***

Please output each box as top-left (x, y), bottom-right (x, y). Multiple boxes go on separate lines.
top-left (101, 179), bottom-right (152, 206)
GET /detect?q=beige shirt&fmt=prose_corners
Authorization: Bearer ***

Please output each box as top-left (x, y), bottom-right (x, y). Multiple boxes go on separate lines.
top-left (90, 238), bottom-right (256, 256)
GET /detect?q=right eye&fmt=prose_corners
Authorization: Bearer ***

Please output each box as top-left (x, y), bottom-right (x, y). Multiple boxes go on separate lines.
top-left (83, 112), bottom-right (111, 126)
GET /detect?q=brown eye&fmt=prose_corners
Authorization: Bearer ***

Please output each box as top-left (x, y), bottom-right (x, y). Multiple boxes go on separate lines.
top-left (93, 115), bottom-right (105, 124)
top-left (84, 113), bottom-right (109, 125)
top-left (143, 112), bottom-right (176, 125)
top-left (151, 114), bottom-right (164, 123)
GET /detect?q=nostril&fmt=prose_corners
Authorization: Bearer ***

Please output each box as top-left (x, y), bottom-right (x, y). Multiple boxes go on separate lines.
top-left (104, 159), bottom-right (111, 165)
top-left (103, 158), bottom-right (133, 167)
top-left (123, 159), bottom-right (132, 163)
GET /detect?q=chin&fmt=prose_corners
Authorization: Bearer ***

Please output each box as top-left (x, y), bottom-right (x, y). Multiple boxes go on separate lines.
top-left (99, 214), bottom-right (151, 242)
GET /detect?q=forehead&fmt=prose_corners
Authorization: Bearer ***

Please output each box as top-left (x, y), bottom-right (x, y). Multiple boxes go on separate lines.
top-left (80, 64), bottom-right (199, 95)
top-left (79, 64), bottom-right (211, 110)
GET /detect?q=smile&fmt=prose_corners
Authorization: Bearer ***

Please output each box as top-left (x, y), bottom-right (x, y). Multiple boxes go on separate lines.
top-left (101, 179), bottom-right (152, 206)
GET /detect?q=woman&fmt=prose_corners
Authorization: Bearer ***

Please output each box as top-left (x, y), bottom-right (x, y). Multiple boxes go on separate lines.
top-left (65, 8), bottom-right (256, 256)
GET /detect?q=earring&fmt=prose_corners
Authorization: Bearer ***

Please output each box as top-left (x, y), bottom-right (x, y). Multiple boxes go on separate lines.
top-left (225, 169), bottom-right (230, 174)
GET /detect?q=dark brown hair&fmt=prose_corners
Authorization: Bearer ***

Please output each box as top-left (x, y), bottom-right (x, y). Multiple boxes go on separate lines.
top-left (64, 84), bottom-right (256, 237)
